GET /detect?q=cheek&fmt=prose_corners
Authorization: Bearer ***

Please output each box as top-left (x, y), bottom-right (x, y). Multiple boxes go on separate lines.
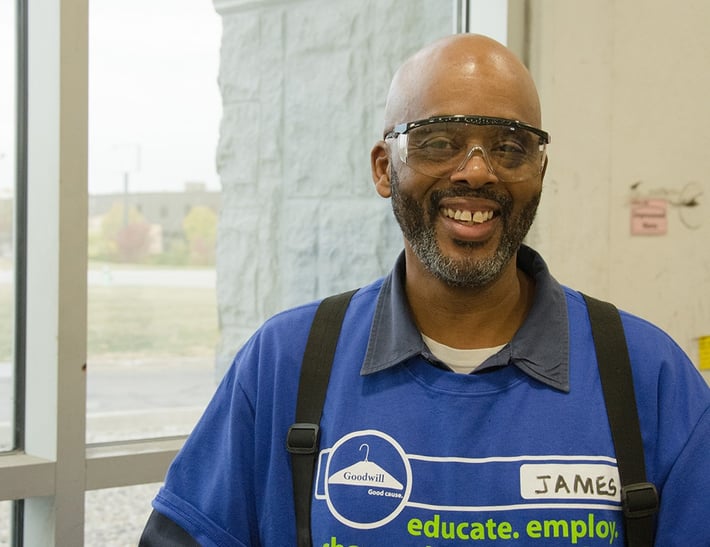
top-left (393, 168), bottom-right (439, 202)
top-left (509, 180), bottom-right (542, 205)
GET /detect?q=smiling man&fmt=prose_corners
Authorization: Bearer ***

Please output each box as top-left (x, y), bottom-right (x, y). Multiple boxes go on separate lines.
top-left (141, 34), bottom-right (710, 546)
top-left (370, 35), bottom-right (546, 351)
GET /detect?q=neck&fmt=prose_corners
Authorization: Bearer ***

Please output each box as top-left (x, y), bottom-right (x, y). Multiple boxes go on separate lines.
top-left (404, 250), bottom-right (534, 349)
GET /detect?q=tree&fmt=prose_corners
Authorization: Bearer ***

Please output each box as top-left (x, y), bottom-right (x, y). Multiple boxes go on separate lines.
top-left (183, 205), bottom-right (217, 265)
top-left (98, 201), bottom-right (152, 263)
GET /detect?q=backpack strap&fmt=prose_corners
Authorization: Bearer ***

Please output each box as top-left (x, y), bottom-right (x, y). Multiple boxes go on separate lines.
top-left (286, 289), bottom-right (358, 547)
top-left (582, 293), bottom-right (659, 547)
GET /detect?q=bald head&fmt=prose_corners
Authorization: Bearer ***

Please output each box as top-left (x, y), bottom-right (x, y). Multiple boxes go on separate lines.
top-left (383, 34), bottom-right (542, 134)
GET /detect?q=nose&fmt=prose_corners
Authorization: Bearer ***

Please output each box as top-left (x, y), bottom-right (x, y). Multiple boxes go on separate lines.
top-left (450, 145), bottom-right (498, 185)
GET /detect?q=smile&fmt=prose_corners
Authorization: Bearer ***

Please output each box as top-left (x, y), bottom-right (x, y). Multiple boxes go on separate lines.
top-left (441, 207), bottom-right (495, 224)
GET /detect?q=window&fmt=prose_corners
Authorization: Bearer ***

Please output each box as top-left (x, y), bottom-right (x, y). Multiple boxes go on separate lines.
top-left (86, 0), bottom-right (221, 444)
top-left (0, 0), bottom-right (488, 543)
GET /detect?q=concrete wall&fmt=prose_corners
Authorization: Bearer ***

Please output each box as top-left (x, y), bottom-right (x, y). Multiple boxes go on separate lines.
top-left (525, 0), bottom-right (710, 371)
top-left (212, 0), bottom-right (453, 375)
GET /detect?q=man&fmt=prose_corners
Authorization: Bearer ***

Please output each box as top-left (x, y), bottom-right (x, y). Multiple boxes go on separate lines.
top-left (140, 34), bottom-right (710, 546)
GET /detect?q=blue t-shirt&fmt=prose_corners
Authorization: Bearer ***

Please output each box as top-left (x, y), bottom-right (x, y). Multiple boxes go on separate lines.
top-left (153, 246), bottom-right (710, 546)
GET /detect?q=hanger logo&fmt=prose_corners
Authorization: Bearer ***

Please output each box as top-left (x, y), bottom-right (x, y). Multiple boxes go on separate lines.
top-left (329, 443), bottom-right (405, 491)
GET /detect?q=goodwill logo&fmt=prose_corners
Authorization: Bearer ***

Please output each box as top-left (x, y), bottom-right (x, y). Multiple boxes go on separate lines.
top-left (317, 430), bottom-right (412, 529)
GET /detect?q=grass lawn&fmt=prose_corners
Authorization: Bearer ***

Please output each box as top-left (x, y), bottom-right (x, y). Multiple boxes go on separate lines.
top-left (88, 285), bottom-right (219, 358)
top-left (0, 283), bottom-right (219, 361)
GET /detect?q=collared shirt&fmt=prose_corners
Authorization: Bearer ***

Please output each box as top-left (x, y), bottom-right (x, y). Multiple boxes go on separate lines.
top-left (361, 244), bottom-right (570, 391)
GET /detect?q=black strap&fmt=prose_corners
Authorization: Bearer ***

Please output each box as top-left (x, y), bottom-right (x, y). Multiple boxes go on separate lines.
top-left (287, 289), bottom-right (357, 547)
top-left (583, 294), bottom-right (658, 547)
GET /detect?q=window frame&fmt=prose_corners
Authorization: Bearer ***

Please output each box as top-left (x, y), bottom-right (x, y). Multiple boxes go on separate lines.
top-left (0, 0), bottom-right (184, 543)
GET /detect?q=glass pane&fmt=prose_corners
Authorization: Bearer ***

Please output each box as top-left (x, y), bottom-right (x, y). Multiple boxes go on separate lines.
top-left (85, 483), bottom-right (159, 544)
top-left (0, 0), bottom-right (17, 453)
top-left (87, 0), bottom-right (221, 442)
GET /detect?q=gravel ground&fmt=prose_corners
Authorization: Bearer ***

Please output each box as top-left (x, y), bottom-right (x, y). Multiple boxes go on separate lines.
top-left (0, 483), bottom-right (159, 546)
top-left (0, 502), bottom-right (9, 546)
top-left (84, 483), bottom-right (159, 546)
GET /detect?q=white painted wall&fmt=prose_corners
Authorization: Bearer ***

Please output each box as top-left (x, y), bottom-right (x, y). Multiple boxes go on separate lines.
top-left (526, 0), bottom-right (710, 374)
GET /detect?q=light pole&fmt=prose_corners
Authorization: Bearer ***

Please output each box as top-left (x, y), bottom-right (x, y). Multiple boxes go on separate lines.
top-left (113, 143), bottom-right (140, 227)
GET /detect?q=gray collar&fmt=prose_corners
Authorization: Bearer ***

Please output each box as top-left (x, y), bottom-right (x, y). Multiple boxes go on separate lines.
top-left (361, 245), bottom-right (570, 392)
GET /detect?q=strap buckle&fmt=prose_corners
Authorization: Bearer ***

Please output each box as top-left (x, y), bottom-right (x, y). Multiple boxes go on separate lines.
top-left (286, 423), bottom-right (320, 455)
top-left (621, 482), bottom-right (659, 519)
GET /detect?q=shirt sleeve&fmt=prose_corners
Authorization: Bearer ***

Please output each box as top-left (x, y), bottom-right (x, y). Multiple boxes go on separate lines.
top-left (653, 405), bottom-right (710, 545)
top-left (150, 349), bottom-right (260, 547)
top-left (621, 311), bottom-right (710, 544)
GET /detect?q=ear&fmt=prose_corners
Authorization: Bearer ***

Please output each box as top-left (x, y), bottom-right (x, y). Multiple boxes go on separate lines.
top-left (370, 141), bottom-right (392, 198)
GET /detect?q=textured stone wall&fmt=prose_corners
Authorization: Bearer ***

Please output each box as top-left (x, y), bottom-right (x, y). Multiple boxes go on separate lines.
top-left (213, 0), bottom-right (453, 376)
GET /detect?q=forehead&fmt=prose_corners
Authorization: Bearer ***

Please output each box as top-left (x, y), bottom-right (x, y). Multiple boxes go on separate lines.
top-left (386, 43), bottom-right (541, 128)
top-left (412, 67), bottom-right (534, 122)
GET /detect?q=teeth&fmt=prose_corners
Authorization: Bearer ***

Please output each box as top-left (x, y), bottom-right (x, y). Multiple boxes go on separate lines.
top-left (444, 208), bottom-right (494, 224)
top-left (472, 211), bottom-right (486, 223)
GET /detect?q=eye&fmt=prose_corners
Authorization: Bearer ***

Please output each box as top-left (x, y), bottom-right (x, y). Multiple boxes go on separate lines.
top-left (418, 135), bottom-right (458, 150)
top-left (409, 130), bottom-right (466, 157)
top-left (490, 129), bottom-right (537, 160)
top-left (492, 141), bottom-right (526, 154)
top-left (489, 138), bottom-right (531, 168)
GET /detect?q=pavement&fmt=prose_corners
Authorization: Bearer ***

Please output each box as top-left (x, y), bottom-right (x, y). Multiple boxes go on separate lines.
top-left (0, 266), bottom-right (218, 449)
top-left (0, 356), bottom-right (217, 448)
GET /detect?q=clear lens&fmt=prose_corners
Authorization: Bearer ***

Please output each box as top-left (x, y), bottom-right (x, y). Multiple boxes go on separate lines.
top-left (402, 122), bottom-right (545, 182)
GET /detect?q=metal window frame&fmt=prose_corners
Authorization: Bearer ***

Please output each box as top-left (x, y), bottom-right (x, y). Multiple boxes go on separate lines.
top-left (12, 0), bottom-right (29, 540)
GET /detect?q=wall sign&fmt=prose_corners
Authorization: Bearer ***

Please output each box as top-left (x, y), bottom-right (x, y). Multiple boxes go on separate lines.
top-left (630, 199), bottom-right (668, 236)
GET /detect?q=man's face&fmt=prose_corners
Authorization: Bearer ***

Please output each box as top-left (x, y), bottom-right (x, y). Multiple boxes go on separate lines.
top-left (389, 163), bottom-right (542, 288)
top-left (376, 37), bottom-right (547, 289)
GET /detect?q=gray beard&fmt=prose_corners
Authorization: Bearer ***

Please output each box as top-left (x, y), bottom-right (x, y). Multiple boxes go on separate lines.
top-left (389, 169), bottom-right (541, 288)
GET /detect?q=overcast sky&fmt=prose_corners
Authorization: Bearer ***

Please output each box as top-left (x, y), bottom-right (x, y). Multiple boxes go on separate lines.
top-left (0, 0), bottom-right (222, 197)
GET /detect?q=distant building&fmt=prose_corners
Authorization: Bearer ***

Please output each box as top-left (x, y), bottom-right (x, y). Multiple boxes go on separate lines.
top-left (88, 182), bottom-right (220, 251)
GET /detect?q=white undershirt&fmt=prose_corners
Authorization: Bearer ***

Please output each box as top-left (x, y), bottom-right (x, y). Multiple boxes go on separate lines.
top-left (421, 334), bottom-right (506, 375)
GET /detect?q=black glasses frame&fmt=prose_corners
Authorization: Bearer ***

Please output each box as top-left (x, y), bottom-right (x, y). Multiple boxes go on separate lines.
top-left (385, 114), bottom-right (550, 145)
